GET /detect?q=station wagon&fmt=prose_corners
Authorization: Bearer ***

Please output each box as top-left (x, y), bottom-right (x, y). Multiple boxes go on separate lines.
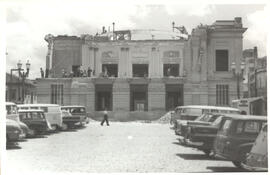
top-left (173, 106), bottom-right (240, 137)
top-left (213, 114), bottom-right (267, 168)
top-left (18, 109), bottom-right (52, 136)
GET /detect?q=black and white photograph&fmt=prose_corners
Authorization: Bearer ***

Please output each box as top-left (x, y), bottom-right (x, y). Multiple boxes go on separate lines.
top-left (1, 0), bottom-right (269, 174)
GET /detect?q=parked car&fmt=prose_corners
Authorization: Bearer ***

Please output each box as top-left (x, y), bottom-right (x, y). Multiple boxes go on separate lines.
top-left (6, 119), bottom-right (24, 142)
top-left (61, 106), bottom-right (88, 126)
top-left (18, 109), bottom-right (52, 136)
top-left (18, 104), bottom-right (63, 131)
top-left (61, 110), bottom-right (77, 130)
top-left (184, 114), bottom-right (224, 155)
top-left (213, 114), bottom-right (267, 169)
top-left (172, 105), bottom-right (240, 129)
top-left (242, 123), bottom-right (268, 171)
top-left (176, 113), bottom-right (221, 137)
top-left (6, 102), bottom-right (30, 139)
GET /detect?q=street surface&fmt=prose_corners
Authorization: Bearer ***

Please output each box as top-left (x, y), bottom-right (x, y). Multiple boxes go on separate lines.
top-left (6, 122), bottom-right (246, 173)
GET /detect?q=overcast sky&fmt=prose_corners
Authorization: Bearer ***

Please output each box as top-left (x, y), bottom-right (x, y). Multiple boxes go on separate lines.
top-left (4, 0), bottom-right (269, 79)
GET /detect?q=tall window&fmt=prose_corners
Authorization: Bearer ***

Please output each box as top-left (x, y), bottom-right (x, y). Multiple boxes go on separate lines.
top-left (163, 64), bottom-right (179, 77)
top-left (216, 50), bottom-right (229, 71)
top-left (51, 84), bottom-right (63, 105)
top-left (102, 64), bottom-right (118, 77)
top-left (95, 85), bottom-right (112, 111)
top-left (216, 85), bottom-right (229, 106)
top-left (133, 64), bottom-right (148, 77)
top-left (130, 85), bottom-right (148, 111)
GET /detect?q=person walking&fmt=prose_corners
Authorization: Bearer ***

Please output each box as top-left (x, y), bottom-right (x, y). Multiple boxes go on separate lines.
top-left (101, 108), bottom-right (109, 126)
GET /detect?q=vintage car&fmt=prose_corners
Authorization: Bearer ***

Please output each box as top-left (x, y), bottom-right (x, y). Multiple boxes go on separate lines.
top-left (60, 110), bottom-right (78, 130)
top-left (242, 124), bottom-right (268, 171)
top-left (17, 121), bottom-right (31, 138)
top-left (18, 104), bottom-right (63, 131)
top-left (173, 106), bottom-right (240, 136)
top-left (6, 119), bottom-right (24, 142)
top-left (185, 114), bottom-right (224, 155)
top-left (61, 106), bottom-right (88, 127)
top-left (176, 113), bottom-right (221, 140)
top-left (6, 102), bottom-right (30, 139)
top-left (18, 109), bottom-right (52, 136)
top-left (213, 114), bottom-right (267, 169)
top-left (172, 105), bottom-right (240, 129)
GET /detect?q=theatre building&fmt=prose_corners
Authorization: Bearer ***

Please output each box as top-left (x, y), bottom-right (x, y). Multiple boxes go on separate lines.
top-left (36, 17), bottom-right (247, 120)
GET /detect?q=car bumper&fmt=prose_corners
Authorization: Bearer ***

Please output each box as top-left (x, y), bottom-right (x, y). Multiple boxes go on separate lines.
top-left (241, 163), bottom-right (268, 172)
top-left (7, 132), bottom-right (20, 141)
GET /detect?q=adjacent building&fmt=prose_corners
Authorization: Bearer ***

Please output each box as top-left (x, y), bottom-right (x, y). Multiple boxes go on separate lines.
top-left (6, 73), bottom-right (37, 104)
top-left (36, 17), bottom-right (247, 120)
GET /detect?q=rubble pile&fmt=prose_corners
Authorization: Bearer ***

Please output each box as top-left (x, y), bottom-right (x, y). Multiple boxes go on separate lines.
top-left (154, 112), bottom-right (172, 124)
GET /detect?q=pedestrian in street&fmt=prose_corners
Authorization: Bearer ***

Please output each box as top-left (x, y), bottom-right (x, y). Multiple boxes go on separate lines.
top-left (101, 108), bottom-right (109, 126)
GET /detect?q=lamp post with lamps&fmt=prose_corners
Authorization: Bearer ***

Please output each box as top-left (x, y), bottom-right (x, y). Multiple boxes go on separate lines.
top-left (10, 60), bottom-right (31, 103)
top-left (231, 61), bottom-right (245, 99)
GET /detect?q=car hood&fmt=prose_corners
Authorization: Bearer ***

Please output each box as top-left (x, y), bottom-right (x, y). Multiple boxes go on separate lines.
top-left (187, 121), bottom-right (211, 126)
top-left (6, 119), bottom-right (20, 127)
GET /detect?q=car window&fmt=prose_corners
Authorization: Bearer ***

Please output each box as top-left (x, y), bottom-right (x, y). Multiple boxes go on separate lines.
top-left (212, 116), bottom-right (223, 126)
top-left (20, 107), bottom-right (29, 110)
top-left (208, 115), bottom-right (219, 122)
top-left (210, 109), bottom-right (219, 113)
top-left (19, 113), bottom-right (29, 119)
top-left (202, 109), bottom-right (210, 114)
top-left (6, 105), bottom-right (18, 114)
top-left (236, 121), bottom-right (244, 134)
top-left (31, 112), bottom-right (39, 119)
top-left (30, 107), bottom-right (39, 110)
top-left (243, 121), bottom-right (260, 134)
top-left (262, 124), bottom-right (267, 132)
top-left (40, 107), bottom-right (48, 113)
top-left (181, 108), bottom-right (202, 115)
top-left (220, 119), bottom-right (232, 135)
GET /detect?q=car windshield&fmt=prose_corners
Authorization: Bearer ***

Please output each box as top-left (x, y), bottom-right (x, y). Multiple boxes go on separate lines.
top-left (219, 119), bottom-right (232, 135)
top-left (6, 105), bottom-right (18, 114)
top-left (180, 115), bottom-right (198, 121)
top-left (212, 116), bottom-right (223, 126)
top-left (70, 108), bottom-right (86, 114)
top-left (235, 121), bottom-right (261, 135)
top-left (181, 108), bottom-right (202, 116)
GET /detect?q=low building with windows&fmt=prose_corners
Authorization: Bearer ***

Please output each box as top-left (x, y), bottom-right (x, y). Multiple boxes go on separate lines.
top-left (6, 73), bottom-right (37, 104)
top-left (36, 17), bottom-right (247, 120)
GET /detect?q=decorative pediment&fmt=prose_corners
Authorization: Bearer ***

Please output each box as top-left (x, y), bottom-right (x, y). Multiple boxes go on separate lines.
top-left (163, 51), bottom-right (180, 58)
top-left (132, 46), bottom-right (149, 58)
top-left (102, 51), bottom-right (118, 59)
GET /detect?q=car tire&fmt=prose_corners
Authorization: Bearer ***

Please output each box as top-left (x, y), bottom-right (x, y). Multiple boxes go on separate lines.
top-left (61, 123), bottom-right (68, 131)
top-left (203, 150), bottom-right (211, 157)
top-left (51, 125), bottom-right (57, 131)
top-left (232, 161), bottom-right (244, 169)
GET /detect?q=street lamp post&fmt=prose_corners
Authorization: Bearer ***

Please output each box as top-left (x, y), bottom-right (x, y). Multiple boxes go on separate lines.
top-left (10, 60), bottom-right (31, 103)
top-left (231, 61), bottom-right (245, 99)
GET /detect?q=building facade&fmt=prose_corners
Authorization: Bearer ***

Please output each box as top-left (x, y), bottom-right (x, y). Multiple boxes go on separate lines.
top-left (6, 73), bottom-right (37, 104)
top-left (36, 17), bottom-right (247, 120)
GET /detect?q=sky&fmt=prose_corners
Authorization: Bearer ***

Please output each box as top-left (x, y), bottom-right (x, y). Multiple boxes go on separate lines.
top-left (3, 0), bottom-right (269, 79)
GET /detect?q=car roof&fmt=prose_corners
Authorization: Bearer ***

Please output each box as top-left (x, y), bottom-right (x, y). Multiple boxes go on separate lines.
top-left (61, 106), bottom-right (85, 108)
top-left (222, 114), bottom-right (267, 121)
top-left (175, 105), bottom-right (240, 111)
top-left (18, 104), bottom-right (60, 107)
top-left (18, 109), bottom-right (44, 113)
top-left (6, 102), bottom-right (16, 106)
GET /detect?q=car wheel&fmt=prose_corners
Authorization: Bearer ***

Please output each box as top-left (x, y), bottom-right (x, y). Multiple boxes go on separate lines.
top-left (232, 161), bottom-right (243, 169)
top-left (61, 123), bottom-right (68, 131)
top-left (28, 128), bottom-right (36, 136)
top-left (202, 150), bottom-right (211, 156)
top-left (51, 125), bottom-right (57, 131)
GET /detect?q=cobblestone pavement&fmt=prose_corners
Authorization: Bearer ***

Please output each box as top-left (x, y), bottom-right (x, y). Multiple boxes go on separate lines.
top-left (6, 122), bottom-right (246, 173)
